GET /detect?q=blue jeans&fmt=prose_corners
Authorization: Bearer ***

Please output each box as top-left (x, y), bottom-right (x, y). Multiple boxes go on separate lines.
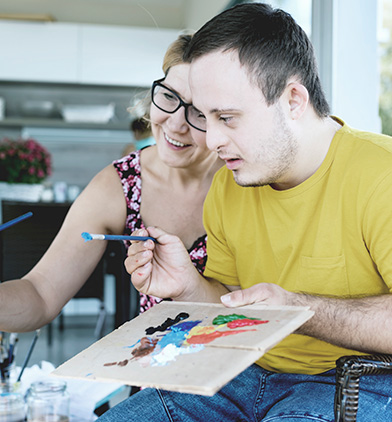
top-left (97, 364), bottom-right (392, 421)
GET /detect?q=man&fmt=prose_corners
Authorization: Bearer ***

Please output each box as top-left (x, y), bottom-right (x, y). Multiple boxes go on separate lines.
top-left (99, 3), bottom-right (392, 421)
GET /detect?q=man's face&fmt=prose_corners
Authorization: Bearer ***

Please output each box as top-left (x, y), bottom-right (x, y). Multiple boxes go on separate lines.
top-left (189, 50), bottom-right (299, 189)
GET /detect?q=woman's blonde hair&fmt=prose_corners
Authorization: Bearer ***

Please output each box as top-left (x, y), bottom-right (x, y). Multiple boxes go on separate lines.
top-left (130, 32), bottom-right (194, 125)
top-left (162, 32), bottom-right (194, 75)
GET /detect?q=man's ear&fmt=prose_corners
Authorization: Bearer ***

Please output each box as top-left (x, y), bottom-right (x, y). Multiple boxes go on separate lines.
top-left (285, 82), bottom-right (309, 120)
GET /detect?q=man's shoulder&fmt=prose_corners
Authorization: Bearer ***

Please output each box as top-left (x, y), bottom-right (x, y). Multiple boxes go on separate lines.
top-left (340, 124), bottom-right (392, 155)
top-left (334, 125), bottom-right (392, 194)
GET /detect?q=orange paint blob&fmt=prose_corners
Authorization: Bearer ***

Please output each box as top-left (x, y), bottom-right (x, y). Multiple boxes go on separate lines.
top-left (186, 329), bottom-right (256, 344)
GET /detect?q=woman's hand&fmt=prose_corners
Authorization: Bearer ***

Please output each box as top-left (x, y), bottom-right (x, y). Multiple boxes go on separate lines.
top-left (125, 226), bottom-right (198, 300)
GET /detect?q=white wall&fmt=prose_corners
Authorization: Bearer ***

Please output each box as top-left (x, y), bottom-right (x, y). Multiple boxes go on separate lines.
top-left (184, 0), bottom-right (227, 31)
top-left (313, 0), bottom-right (381, 132)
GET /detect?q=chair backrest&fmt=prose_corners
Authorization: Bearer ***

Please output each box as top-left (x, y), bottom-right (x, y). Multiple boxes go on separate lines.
top-left (0, 199), bottom-right (105, 301)
top-left (105, 240), bottom-right (140, 327)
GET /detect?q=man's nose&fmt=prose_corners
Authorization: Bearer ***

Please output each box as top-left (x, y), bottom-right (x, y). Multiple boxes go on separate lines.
top-left (205, 124), bottom-right (226, 152)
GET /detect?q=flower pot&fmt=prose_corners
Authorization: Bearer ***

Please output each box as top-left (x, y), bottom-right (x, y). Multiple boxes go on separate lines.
top-left (0, 182), bottom-right (44, 202)
top-left (0, 182), bottom-right (44, 223)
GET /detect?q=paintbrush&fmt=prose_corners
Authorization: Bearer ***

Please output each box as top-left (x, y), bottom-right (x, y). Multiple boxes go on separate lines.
top-left (81, 232), bottom-right (156, 242)
top-left (0, 212), bottom-right (33, 232)
top-left (7, 332), bottom-right (18, 365)
top-left (17, 329), bottom-right (40, 382)
top-left (0, 337), bottom-right (8, 382)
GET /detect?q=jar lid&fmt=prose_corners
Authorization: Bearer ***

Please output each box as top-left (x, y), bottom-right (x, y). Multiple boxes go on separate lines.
top-left (30, 380), bottom-right (67, 395)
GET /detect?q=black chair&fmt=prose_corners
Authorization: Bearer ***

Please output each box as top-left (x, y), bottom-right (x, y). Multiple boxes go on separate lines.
top-left (0, 199), bottom-right (107, 342)
top-left (334, 354), bottom-right (392, 421)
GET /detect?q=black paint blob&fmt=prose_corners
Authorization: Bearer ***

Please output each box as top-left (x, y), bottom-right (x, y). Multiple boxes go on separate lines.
top-left (145, 312), bottom-right (190, 335)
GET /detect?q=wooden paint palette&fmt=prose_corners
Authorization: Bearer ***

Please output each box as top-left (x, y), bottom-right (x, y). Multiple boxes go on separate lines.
top-left (52, 301), bottom-right (313, 396)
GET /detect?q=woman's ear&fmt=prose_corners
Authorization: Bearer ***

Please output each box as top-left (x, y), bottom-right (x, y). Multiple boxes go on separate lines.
top-left (285, 82), bottom-right (309, 120)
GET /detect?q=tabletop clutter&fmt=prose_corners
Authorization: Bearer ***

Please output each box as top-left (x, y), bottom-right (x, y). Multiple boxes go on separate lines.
top-left (0, 330), bottom-right (69, 422)
top-left (0, 214), bottom-right (123, 421)
top-left (0, 332), bottom-right (124, 422)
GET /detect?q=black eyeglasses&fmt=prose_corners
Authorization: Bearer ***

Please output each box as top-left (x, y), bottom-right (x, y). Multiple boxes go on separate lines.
top-left (151, 78), bottom-right (206, 132)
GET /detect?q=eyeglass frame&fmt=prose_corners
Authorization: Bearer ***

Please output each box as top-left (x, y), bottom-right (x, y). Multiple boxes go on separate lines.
top-left (151, 78), bottom-right (206, 132)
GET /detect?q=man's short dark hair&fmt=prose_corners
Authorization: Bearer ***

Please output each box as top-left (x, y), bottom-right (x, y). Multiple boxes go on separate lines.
top-left (184, 3), bottom-right (330, 117)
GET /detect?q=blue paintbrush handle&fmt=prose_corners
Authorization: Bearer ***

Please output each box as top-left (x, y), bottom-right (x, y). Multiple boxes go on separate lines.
top-left (103, 234), bottom-right (157, 242)
top-left (81, 232), bottom-right (156, 242)
top-left (0, 212), bottom-right (33, 232)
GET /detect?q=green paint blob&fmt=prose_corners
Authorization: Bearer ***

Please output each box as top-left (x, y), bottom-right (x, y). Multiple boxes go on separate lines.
top-left (212, 314), bottom-right (259, 325)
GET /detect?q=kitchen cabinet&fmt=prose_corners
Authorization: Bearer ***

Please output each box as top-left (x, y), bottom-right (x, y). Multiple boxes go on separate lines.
top-left (0, 21), bottom-right (179, 87)
top-left (80, 25), bottom-right (179, 87)
top-left (0, 21), bottom-right (79, 83)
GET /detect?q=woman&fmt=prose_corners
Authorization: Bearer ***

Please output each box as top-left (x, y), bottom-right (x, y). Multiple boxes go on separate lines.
top-left (0, 34), bottom-right (222, 333)
top-left (113, 34), bottom-right (222, 312)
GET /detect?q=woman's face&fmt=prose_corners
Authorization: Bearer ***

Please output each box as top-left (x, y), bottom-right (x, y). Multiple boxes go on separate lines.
top-left (150, 63), bottom-right (213, 169)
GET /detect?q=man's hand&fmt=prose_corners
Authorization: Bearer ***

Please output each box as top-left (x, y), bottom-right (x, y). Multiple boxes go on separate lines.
top-left (125, 226), bottom-right (199, 300)
top-left (220, 282), bottom-right (392, 354)
top-left (221, 282), bottom-right (296, 307)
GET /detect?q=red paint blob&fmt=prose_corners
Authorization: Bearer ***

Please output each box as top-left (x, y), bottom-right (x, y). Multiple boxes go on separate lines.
top-left (227, 319), bottom-right (269, 328)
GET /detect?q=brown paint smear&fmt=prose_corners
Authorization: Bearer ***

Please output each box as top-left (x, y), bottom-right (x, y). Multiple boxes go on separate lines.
top-left (104, 337), bottom-right (159, 367)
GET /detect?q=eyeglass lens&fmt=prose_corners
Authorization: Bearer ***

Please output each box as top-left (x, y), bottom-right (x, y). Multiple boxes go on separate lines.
top-left (152, 84), bottom-right (206, 132)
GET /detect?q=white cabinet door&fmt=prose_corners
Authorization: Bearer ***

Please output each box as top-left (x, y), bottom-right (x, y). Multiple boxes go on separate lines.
top-left (0, 21), bottom-right (179, 87)
top-left (79, 25), bottom-right (179, 87)
top-left (0, 21), bottom-right (79, 83)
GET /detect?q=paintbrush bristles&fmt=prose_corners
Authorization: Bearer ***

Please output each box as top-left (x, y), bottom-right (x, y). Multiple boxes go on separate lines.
top-left (81, 232), bottom-right (105, 242)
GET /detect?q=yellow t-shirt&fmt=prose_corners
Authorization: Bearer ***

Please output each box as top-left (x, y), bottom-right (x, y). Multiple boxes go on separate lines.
top-left (203, 120), bottom-right (392, 374)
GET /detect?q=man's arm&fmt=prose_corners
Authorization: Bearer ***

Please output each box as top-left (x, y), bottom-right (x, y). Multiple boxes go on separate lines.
top-left (0, 165), bottom-right (126, 332)
top-left (221, 283), bottom-right (392, 354)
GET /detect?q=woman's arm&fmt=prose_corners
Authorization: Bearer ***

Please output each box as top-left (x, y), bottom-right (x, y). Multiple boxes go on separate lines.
top-left (0, 165), bottom-right (126, 332)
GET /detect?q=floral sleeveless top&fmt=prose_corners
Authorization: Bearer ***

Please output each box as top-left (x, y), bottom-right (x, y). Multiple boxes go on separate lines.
top-left (112, 150), bottom-right (207, 314)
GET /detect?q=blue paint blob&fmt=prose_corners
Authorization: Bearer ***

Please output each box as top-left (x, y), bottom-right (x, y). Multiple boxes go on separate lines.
top-left (157, 330), bottom-right (188, 349)
top-left (170, 320), bottom-right (202, 332)
top-left (155, 320), bottom-right (202, 350)
top-left (81, 232), bottom-right (93, 242)
top-left (124, 338), bottom-right (141, 349)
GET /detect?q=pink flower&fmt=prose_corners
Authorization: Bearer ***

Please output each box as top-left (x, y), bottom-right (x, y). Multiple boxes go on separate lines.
top-left (0, 137), bottom-right (51, 183)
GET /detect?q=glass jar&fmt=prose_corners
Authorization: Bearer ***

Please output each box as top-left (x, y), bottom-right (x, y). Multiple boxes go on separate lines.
top-left (0, 382), bottom-right (25, 422)
top-left (26, 380), bottom-right (70, 422)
